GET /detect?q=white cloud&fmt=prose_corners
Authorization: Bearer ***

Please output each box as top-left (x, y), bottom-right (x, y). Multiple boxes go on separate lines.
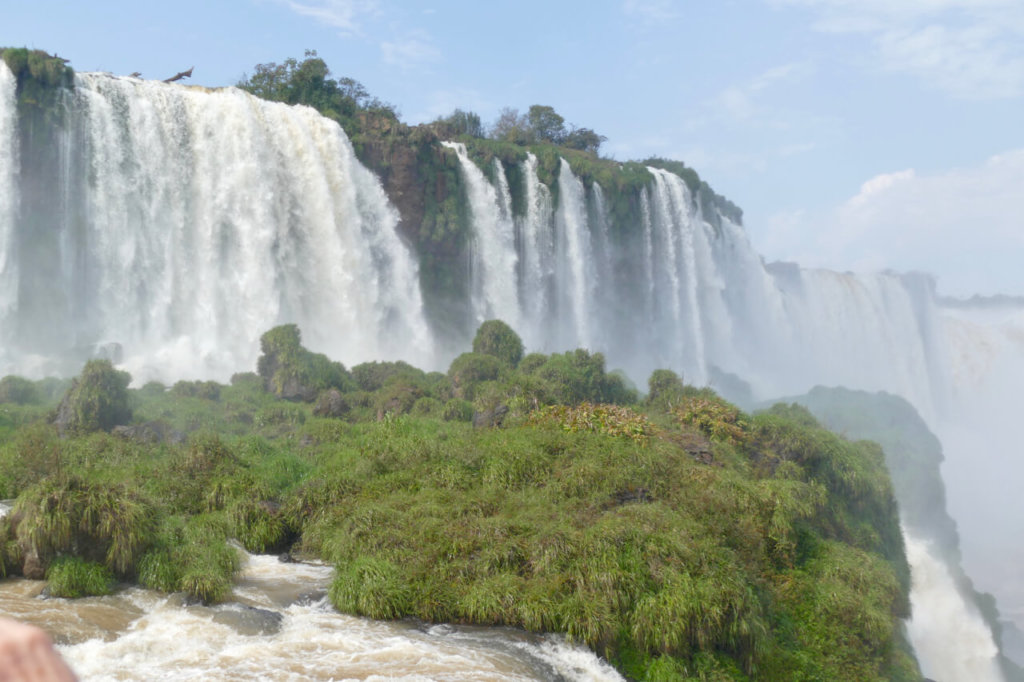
top-left (757, 149), bottom-right (1024, 296)
top-left (282, 0), bottom-right (378, 35)
top-left (770, 0), bottom-right (1024, 98)
top-left (380, 31), bottom-right (441, 71)
top-left (847, 168), bottom-right (916, 206)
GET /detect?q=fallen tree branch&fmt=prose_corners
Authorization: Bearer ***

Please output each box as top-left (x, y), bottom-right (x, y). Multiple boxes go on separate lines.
top-left (163, 67), bottom-right (193, 83)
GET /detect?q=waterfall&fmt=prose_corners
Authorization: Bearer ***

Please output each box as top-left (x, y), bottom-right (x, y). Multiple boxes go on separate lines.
top-left (905, 532), bottom-right (1005, 681)
top-left (555, 159), bottom-right (597, 350)
top-left (2, 73), bottom-right (1018, 675)
top-left (1, 74), bottom-right (432, 381)
top-left (440, 141), bottom-right (520, 331)
top-left (645, 168), bottom-right (710, 383)
top-left (443, 154), bottom-right (1013, 674)
top-left (517, 152), bottom-right (554, 351)
top-left (0, 62), bottom-right (17, 341)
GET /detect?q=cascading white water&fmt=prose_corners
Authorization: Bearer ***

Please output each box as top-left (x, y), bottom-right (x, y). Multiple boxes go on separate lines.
top-left (554, 159), bottom-right (597, 351)
top-left (904, 531), bottom-right (1005, 682)
top-left (0, 62), bottom-right (17, 341)
top-left (516, 152), bottom-right (555, 351)
top-left (1, 74), bottom-right (432, 382)
top-left (440, 141), bottom-right (520, 332)
top-left (647, 168), bottom-right (715, 384)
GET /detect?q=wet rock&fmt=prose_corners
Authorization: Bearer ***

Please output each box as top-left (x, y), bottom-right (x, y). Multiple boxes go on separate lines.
top-left (22, 548), bottom-right (45, 580)
top-left (166, 592), bottom-right (204, 608)
top-left (313, 388), bottom-right (350, 418)
top-left (211, 605), bottom-right (284, 636)
top-left (472, 404), bottom-right (508, 429)
top-left (112, 420), bottom-right (186, 446)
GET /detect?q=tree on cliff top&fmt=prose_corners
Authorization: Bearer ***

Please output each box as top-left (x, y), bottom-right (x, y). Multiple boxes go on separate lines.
top-left (237, 50), bottom-right (396, 128)
top-left (489, 104), bottom-right (605, 155)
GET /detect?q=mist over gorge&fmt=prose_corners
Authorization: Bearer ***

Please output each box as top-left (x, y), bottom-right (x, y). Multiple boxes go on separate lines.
top-left (2, 52), bottom-right (1023, 680)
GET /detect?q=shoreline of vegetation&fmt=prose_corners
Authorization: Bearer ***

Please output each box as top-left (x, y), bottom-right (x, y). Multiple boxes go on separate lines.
top-left (0, 321), bottom-right (920, 681)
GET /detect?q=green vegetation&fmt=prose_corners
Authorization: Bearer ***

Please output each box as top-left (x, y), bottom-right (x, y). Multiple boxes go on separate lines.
top-left (0, 322), bottom-right (921, 679)
top-left (781, 387), bottom-right (1024, 682)
top-left (53, 359), bottom-right (131, 436)
top-left (257, 324), bottom-right (354, 401)
top-left (233, 52), bottom-right (740, 345)
top-left (45, 557), bottom-right (115, 598)
top-left (236, 49), bottom-right (397, 139)
top-left (471, 319), bottom-right (524, 368)
top-left (0, 47), bottom-right (74, 114)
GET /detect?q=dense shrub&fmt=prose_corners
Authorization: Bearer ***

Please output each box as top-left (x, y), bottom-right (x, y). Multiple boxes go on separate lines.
top-left (351, 360), bottom-right (425, 393)
top-left (471, 320), bottom-right (524, 368)
top-left (530, 349), bottom-right (636, 405)
top-left (257, 325), bottom-right (353, 401)
top-left (442, 399), bottom-right (474, 422)
top-left (646, 369), bottom-right (684, 408)
top-left (45, 557), bottom-right (115, 598)
top-left (53, 360), bottom-right (132, 436)
top-left (447, 353), bottom-right (503, 400)
top-left (0, 376), bottom-right (39, 405)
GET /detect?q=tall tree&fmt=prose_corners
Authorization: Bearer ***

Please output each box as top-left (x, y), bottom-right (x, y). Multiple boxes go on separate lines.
top-left (527, 104), bottom-right (566, 144)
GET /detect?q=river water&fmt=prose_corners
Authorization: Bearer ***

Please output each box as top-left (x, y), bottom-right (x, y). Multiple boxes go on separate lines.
top-left (0, 552), bottom-right (623, 681)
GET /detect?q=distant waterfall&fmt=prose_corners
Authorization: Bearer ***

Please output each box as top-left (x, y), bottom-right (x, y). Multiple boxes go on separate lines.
top-left (0, 74), bottom-right (432, 381)
top-left (439, 150), bottom-right (1013, 675)
top-left (440, 141), bottom-right (520, 331)
top-left (905, 532), bottom-right (1004, 681)
top-left (0, 62), bottom-right (17, 337)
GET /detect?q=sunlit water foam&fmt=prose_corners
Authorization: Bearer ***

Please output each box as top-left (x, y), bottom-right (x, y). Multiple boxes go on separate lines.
top-left (0, 553), bottom-right (623, 681)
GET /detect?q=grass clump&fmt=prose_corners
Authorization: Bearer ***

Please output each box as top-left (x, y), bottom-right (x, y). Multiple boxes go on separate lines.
top-left (45, 557), bottom-right (114, 598)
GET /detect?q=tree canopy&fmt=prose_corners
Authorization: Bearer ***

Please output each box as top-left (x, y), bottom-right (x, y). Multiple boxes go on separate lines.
top-left (237, 50), bottom-right (396, 128)
top-left (488, 104), bottom-right (606, 155)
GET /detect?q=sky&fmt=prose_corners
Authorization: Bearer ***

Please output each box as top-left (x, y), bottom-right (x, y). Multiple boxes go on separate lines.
top-left (3, 0), bottom-right (1022, 297)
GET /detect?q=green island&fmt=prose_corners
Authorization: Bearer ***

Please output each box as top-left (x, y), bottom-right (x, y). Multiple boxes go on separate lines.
top-left (0, 321), bottom-right (920, 681)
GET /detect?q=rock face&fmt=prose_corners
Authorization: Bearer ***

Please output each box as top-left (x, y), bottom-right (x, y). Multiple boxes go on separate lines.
top-left (313, 389), bottom-right (350, 418)
top-left (22, 548), bottom-right (45, 580)
top-left (112, 421), bottom-right (185, 445)
top-left (472, 404), bottom-right (508, 429)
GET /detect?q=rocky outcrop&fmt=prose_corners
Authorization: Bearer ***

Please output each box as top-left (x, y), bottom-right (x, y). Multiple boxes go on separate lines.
top-left (112, 421), bottom-right (185, 445)
top-left (312, 389), bottom-right (350, 418)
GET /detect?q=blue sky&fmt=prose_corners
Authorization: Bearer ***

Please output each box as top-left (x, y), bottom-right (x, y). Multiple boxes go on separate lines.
top-left (4, 0), bottom-right (1022, 296)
